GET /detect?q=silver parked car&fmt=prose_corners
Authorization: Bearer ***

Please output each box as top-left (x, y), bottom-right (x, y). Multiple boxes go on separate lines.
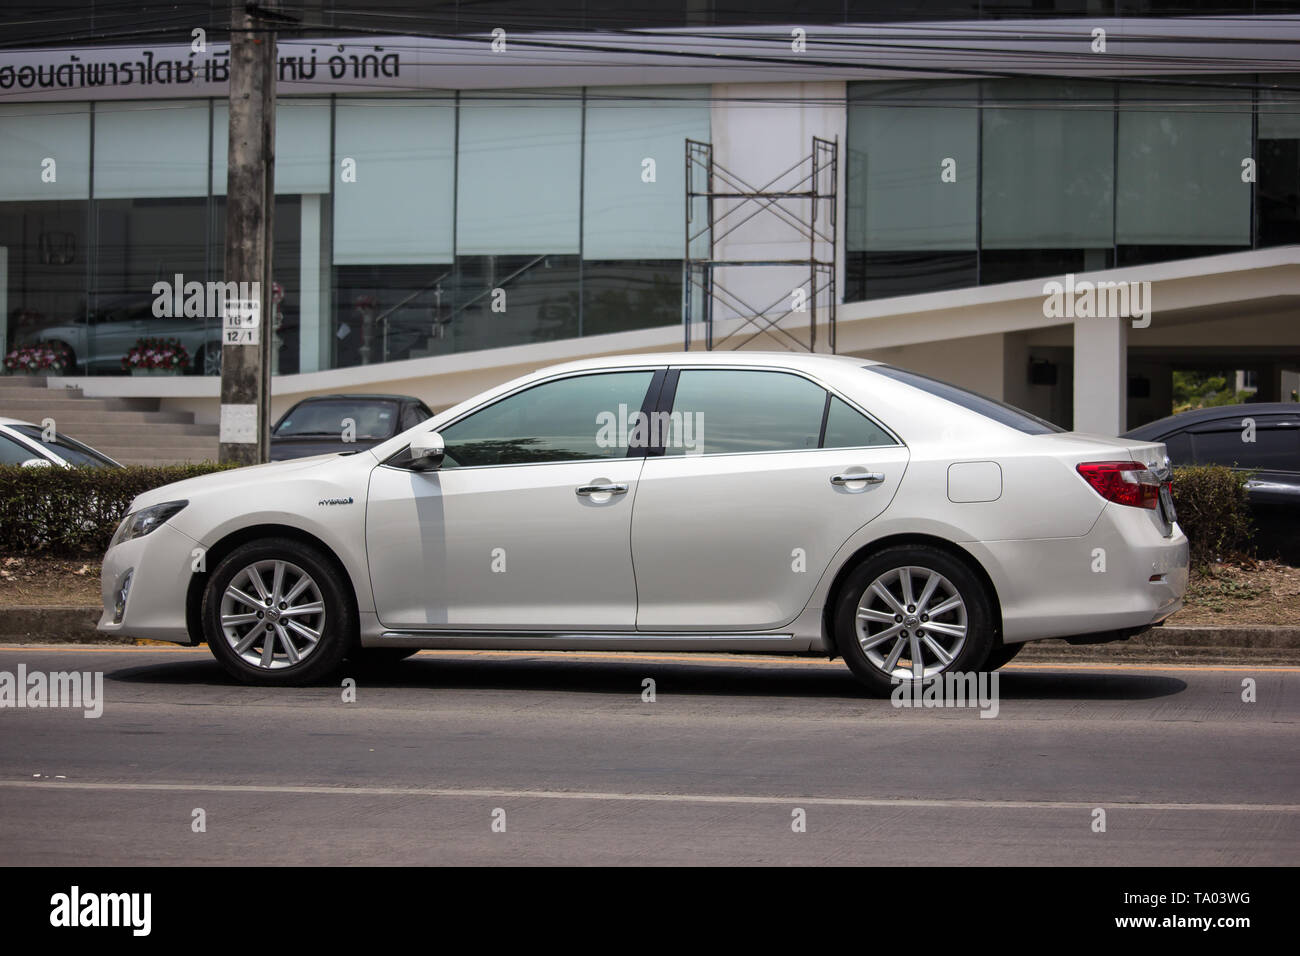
top-left (98, 352), bottom-right (1188, 693)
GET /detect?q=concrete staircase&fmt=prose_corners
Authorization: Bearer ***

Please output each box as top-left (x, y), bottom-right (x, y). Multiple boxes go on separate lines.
top-left (0, 376), bottom-right (219, 466)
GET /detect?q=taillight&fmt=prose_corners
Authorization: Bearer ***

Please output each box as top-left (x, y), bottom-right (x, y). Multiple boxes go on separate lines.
top-left (1076, 460), bottom-right (1161, 509)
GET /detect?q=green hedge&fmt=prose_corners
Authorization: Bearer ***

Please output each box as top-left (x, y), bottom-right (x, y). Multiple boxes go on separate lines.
top-left (1170, 464), bottom-right (1254, 567)
top-left (0, 464), bottom-right (234, 557)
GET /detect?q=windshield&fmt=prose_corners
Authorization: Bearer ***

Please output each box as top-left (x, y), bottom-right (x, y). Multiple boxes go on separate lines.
top-left (865, 365), bottom-right (1066, 435)
top-left (274, 400), bottom-right (399, 440)
top-left (11, 425), bottom-right (120, 468)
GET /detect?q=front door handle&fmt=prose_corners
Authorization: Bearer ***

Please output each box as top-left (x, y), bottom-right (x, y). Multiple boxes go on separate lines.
top-left (576, 483), bottom-right (628, 497)
top-left (831, 472), bottom-right (885, 487)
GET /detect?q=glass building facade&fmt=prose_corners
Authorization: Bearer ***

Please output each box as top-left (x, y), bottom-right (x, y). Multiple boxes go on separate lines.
top-left (846, 76), bottom-right (1298, 301)
top-left (0, 88), bottom-right (709, 375)
top-left (2, 74), bottom-right (1296, 376)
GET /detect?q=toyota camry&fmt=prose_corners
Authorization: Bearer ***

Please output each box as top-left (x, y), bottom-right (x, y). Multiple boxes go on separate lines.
top-left (98, 352), bottom-right (1188, 694)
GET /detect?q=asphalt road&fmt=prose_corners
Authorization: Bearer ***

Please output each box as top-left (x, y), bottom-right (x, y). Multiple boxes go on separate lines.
top-left (1, 645), bottom-right (1297, 866)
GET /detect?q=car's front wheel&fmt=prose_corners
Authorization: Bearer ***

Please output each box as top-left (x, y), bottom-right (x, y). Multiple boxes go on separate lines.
top-left (202, 539), bottom-right (354, 685)
top-left (833, 544), bottom-right (994, 696)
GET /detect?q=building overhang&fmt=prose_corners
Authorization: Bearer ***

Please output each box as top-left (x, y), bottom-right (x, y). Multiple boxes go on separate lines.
top-left (3, 17), bottom-right (1297, 104)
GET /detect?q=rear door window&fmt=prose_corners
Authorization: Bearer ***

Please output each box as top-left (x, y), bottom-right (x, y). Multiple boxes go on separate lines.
top-left (663, 370), bottom-right (825, 456)
top-left (1189, 415), bottom-right (1300, 471)
top-left (822, 396), bottom-right (895, 449)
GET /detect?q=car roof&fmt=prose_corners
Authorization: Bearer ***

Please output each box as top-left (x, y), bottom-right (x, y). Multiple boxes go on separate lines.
top-left (0, 417), bottom-right (36, 427)
top-left (1124, 402), bottom-right (1300, 438)
top-left (532, 351), bottom-right (880, 376)
top-left (292, 394), bottom-right (420, 402)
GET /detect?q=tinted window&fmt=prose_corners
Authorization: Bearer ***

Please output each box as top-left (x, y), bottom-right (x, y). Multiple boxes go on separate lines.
top-left (823, 396), bottom-right (895, 448)
top-left (1190, 418), bottom-right (1299, 471)
top-left (400, 404), bottom-right (430, 431)
top-left (10, 425), bottom-right (117, 468)
top-left (0, 433), bottom-right (40, 465)
top-left (276, 400), bottom-right (399, 440)
top-left (865, 364), bottom-right (1065, 435)
top-left (1162, 430), bottom-right (1193, 465)
top-left (664, 370), bottom-right (825, 456)
top-left (440, 371), bottom-right (655, 467)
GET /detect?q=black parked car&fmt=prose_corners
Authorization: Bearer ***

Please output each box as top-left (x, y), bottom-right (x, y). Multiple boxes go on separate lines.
top-left (270, 394), bottom-right (433, 461)
top-left (1123, 403), bottom-right (1300, 562)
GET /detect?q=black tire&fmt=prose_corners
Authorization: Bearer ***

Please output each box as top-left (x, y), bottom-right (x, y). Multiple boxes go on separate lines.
top-left (983, 641), bottom-right (1025, 671)
top-left (347, 647), bottom-right (420, 670)
top-left (202, 538), bottom-right (355, 685)
top-left (833, 544), bottom-right (994, 696)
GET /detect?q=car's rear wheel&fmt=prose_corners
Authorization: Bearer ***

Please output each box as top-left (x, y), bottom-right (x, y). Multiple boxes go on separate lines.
top-left (833, 544), bottom-right (994, 696)
top-left (984, 641), bottom-right (1025, 670)
top-left (202, 539), bottom-right (354, 685)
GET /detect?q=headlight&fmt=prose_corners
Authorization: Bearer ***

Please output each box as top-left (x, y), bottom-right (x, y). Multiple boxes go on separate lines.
top-left (110, 500), bottom-right (188, 548)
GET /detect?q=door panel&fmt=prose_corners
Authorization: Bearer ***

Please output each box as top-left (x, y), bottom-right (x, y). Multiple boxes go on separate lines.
top-left (631, 448), bottom-right (909, 630)
top-left (365, 368), bottom-right (660, 631)
top-left (631, 367), bottom-right (908, 631)
top-left (367, 458), bottom-right (645, 630)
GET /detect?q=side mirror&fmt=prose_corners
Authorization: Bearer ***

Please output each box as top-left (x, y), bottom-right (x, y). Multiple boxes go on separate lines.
top-left (408, 431), bottom-right (445, 472)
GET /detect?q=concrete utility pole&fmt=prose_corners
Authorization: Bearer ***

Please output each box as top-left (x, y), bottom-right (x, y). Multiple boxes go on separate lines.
top-left (219, 1), bottom-right (277, 464)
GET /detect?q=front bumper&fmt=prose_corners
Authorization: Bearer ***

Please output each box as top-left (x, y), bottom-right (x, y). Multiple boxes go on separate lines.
top-left (97, 521), bottom-right (200, 644)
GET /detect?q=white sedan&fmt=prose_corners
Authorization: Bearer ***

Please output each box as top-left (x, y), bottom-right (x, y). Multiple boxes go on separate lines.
top-left (98, 353), bottom-right (1188, 693)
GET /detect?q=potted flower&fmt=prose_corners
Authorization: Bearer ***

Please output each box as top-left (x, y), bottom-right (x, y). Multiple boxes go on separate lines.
top-left (4, 341), bottom-right (73, 376)
top-left (122, 337), bottom-right (190, 376)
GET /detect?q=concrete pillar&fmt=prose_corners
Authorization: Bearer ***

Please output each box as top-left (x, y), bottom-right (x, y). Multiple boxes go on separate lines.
top-left (1073, 314), bottom-right (1127, 435)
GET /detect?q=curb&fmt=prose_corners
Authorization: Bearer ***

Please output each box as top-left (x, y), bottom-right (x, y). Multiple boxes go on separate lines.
top-left (0, 606), bottom-right (1296, 656)
top-left (0, 606), bottom-right (113, 644)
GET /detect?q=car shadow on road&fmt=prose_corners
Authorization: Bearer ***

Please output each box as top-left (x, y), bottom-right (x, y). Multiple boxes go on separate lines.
top-left (109, 654), bottom-right (1188, 702)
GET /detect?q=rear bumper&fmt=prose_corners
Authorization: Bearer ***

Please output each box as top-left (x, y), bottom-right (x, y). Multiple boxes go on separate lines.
top-left (965, 504), bottom-right (1189, 645)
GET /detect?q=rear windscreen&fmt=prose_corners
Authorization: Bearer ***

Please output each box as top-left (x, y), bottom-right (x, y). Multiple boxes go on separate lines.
top-left (865, 365), bottom-right (1065, 435)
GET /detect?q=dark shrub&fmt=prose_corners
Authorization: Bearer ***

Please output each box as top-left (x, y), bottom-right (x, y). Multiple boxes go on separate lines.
top-left (1171, 464), bottom-right (1254, 567)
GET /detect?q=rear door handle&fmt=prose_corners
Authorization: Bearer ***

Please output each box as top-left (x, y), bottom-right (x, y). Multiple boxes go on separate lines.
top-left (576, 483), bottom-right (628, 496)
top-left (831, 472), bottom-right (885, 487)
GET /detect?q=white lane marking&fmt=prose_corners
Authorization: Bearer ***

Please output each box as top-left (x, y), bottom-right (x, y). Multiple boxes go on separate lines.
top-left (3, 780), bottom-right (1296, 813)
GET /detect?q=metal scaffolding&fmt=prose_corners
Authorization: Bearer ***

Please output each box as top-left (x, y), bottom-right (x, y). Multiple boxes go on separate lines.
top-left (683, 136), bottom-right (837, 352)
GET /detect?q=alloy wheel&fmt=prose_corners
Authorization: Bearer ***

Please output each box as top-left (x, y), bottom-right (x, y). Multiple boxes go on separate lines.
top-left (219, 559), bottom-right (326, 669)
top-left (854, 565), bottom-right (968, 681)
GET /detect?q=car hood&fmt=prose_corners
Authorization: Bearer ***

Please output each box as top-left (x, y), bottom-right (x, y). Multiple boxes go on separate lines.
top-left (129, 451), bottom-right (375, 513)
